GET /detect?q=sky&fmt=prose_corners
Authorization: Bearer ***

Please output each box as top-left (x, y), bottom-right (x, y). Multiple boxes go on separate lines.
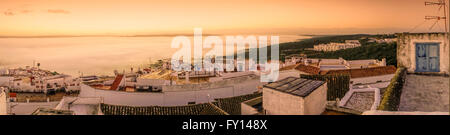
top-left (0, 0), bottom-right (448, 36)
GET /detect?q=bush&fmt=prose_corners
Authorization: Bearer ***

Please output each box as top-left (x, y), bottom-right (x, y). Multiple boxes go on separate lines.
top-left (377, 67), bottom-right (407, 111)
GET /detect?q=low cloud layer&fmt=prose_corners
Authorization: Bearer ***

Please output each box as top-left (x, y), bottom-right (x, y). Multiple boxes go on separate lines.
top-left (46, 9), bottom-right (70, 14)
top-left (3, 8), bottom-right (70, 16)
top-left (4, 9), bottom-right (18, 16)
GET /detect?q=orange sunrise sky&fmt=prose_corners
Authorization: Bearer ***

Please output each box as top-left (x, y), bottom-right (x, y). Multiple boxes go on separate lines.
top-left (0, 0), bottom-right (448, 36)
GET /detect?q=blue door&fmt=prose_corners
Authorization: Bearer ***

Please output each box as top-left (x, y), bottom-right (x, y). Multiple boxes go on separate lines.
top-left (416, 43), bottom-right (440, 72)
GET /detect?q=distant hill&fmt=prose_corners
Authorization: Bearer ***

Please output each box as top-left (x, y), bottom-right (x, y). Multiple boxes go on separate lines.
top-left (308, 42), bottom-right (397, 66)
top-left (237, 34), bottom-right (397, 66)
top-left (278, 34), bottom-right (372, 58)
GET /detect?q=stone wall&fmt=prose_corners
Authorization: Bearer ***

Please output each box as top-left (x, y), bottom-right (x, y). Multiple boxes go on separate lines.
top-left (397, 33), bottom-right (449, 74)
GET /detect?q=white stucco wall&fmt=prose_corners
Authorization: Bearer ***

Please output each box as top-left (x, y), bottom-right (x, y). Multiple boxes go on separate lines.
top-left (79, 76), bottom-right (264, 106)
top-left (303, 84), bottom-right (327, 115)
top-left (241, 103), bottom-right (259, 115)
top-left (67, 104), bottom-right (99, 115)
top-left (351, 74), bottom-right (395, 88)
top-left (263, 83), bottom-right (327, 115)
top-left (136, 78), bottom-right (172, 86)
top-left (0, 89), bottom-right (7, 115)
top-left (263, 88), bottom-right (305, 115)
top-left (241, 97), bottom-right (262, 115)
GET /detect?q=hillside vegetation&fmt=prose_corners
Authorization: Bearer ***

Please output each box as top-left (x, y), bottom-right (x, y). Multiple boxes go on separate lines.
top-left (234, 34), bottom-right (397, 66)
top-left (308, 42), bottom-right (397, 66)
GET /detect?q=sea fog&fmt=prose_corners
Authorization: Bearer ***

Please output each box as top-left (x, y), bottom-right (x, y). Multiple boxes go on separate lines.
top-left (0, 35), bottom-right (310, 76)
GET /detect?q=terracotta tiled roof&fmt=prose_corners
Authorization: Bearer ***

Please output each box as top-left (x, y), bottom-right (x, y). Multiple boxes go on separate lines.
top-left (321, 66), bottom-right (397, 78)
top-left (9, 93), bottom-right (17, 98)
top-left (100, 103), bottom-right (228, 115)
top-left (295, 64), bottom-right (321, 74)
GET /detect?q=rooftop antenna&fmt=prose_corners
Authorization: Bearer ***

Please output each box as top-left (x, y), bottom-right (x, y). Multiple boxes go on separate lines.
top-left (425, 0), bottom-right (448, 32)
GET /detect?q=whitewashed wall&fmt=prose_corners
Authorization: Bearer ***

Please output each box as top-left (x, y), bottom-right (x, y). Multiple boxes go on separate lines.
top-left (263, 87), bottom-right (305, 115)
top-left (303, 84), bottom-right (327, 115)
top-left (351, 74), bottom-right (395, 88)
top-left (79, 76), bottom-right (264, 106)
top-left (136, 78), bottom-right (172, 86)
top-left (263, 83), bottom-right (327, 115)
top-left (0, 89), bottom-right (7, 115)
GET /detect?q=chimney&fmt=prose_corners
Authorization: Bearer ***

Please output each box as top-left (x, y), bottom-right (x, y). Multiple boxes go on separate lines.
top-left (185, 72), bottom-right (190, 83)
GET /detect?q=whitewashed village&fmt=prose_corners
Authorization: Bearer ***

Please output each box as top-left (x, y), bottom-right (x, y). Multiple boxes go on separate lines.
top-left (1, 33), bottom-right (448, 115)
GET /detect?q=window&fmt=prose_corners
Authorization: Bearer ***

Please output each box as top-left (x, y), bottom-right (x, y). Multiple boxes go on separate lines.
top-left (429, 45), bottom-right (438, 57)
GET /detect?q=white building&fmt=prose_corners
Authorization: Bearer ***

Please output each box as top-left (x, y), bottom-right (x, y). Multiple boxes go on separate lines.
top-left (313, 40), bottom-right (362, 52)
top-left (9, 75), bottom-right (75, 93)
top-left (284, 54), bottom-right (307, 66)
top-left (0, 88), bottom-right (8, 115)
top-left (1, 67), bottom-right (78, 93)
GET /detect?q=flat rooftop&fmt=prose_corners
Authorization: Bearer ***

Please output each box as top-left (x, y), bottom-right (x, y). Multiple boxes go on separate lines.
top-left (263, 77), bottom-right (325, 97)
top-left (399, 74), bottom-right (449, 112)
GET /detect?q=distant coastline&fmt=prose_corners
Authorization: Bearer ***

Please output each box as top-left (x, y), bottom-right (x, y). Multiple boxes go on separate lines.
top-left (0, 34), bottom-right (218, 38)
top-left (0, 34), bottom-right (337, 38)
top-left (0, 34), bottom-right (301, 38)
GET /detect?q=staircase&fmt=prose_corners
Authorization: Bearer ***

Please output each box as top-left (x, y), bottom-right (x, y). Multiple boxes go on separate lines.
top-left (110, 74), bottom-right (124, 90)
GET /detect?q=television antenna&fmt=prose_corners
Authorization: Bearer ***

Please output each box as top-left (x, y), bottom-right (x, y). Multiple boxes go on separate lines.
top-left (425, 0), bottom-right (448, 32)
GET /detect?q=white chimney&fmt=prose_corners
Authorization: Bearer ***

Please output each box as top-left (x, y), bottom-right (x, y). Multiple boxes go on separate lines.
top-left (185, 72), bottom-right (190, 82)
